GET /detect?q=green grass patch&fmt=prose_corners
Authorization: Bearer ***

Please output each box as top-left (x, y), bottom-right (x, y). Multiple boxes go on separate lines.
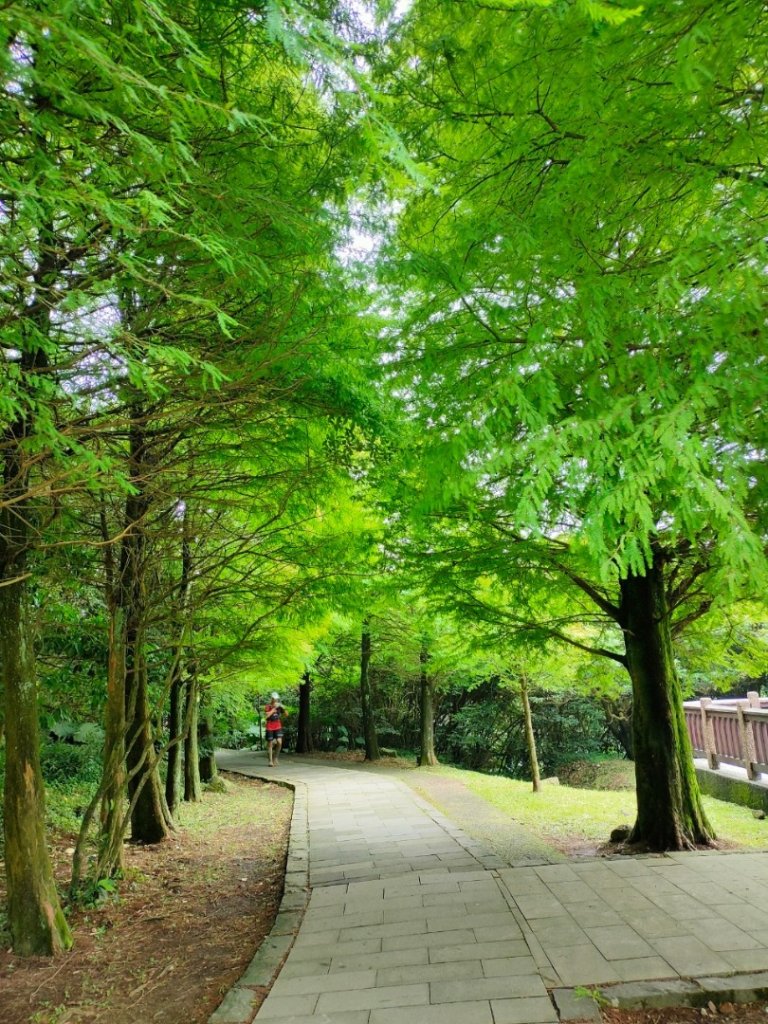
top-left (437, 764), bottom-right (768, 851)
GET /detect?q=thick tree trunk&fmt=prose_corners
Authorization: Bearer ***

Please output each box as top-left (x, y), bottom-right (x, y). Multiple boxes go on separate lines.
top-left (121, 420), bottom-right (170, 845)
top-left (619, 559), bottom-right (714, 850)
top-left (1, 272), bottom-right (72, 952)
top-left (295, 671), bottom-right (313, 754)
top-left (419, 641), bottom-right (438, 766)
top-left (124, 632), bottom-right (168, 842)
top-left (360, 619), bottom-right (380, 761)
top-left (184, 665), bottom-right (202, 802)
top-left (0, 579), bottom-right (73, 955)
top-left (520, 674), bottom-right (541, 793)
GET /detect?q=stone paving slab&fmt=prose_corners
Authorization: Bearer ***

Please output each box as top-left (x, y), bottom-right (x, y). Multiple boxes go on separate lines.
top-left (212, 750), bottom-right (768, 1023)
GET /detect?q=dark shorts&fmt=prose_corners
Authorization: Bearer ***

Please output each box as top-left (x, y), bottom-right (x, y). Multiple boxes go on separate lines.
top-left (267, 730), bottom-right (283, 740)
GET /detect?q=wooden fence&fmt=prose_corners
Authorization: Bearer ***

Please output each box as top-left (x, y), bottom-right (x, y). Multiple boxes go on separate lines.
top-left (684, 692), bottom-right (768, 781)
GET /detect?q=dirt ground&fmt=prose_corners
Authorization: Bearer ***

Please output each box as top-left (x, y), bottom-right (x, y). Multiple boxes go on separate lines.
top-left (0, 772), bottom-right (292, 1024)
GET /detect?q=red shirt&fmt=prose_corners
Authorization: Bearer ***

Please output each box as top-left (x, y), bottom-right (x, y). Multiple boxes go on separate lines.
top-left (265, 703), bottom-right (282, 732)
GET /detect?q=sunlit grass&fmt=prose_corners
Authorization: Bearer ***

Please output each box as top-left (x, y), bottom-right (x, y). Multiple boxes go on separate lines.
top-left (435, 764), bottom-right (768, 851)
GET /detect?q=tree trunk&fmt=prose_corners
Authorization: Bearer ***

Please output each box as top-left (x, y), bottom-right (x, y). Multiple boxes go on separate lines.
top-left (295, 671), bottom-right (313, 754)
top-left (198, 688), bottom-right (216, 783)
top-left (167, 519), bottom-right (192, 805)
top-left (360, 619), bottom-right (380, 761)
top-left (419, 641), bottom-right (438, 766)
top-left (0, 240), bottom-right (72, 952)
top-left (0, 579), bottom-right (73, 955)
top-left (124, 632), bottom-right (168, 842)
top-left (184, 664), bottom-right (202, 802)
top-left (600, 693), bottom-right (634, 760)
top-left (97, 600), bottom-right (127, 876)
top-left (121, 419), bottom-right (170, 845)
top-left (165, 664), bottom-right (186, 811)
top-left (520, 674), bottom-right (541, 793)
top-left (619, 558), bottom-right (714, 850)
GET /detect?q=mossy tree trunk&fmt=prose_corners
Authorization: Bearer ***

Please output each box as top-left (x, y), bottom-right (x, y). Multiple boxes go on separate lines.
top-left (295, 671), bottom-right (313, 754)
top-left (619, 557), bottom-right (714, 850)
top-left (360, 619), bottom-right (380, 761)
top-left (0, 576), bottom-right (73, 955)
top-left (0, 414), bottom-right (72, 953)
top-left (520, 674), bottom-right (541, 793)
top-left (419, 641), bottom-right (438, 766)
top-left (0, 224), bottom-right (72, 954)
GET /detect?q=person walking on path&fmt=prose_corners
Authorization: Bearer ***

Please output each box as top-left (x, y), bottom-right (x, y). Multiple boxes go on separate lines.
top-left (264, 692), bottom-right (285, 766)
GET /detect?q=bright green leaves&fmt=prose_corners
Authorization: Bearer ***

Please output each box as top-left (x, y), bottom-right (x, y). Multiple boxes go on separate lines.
top-left (383, 0), bottom-right (768, 593)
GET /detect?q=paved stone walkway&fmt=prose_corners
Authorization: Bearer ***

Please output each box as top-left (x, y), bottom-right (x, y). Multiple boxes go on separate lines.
top-left (213, 751), bottom-right (768, 1024)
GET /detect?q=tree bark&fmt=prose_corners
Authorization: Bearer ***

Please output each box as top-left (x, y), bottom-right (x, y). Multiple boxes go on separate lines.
top-left (166, 522), bottom-right (191, 809)
top-left (198, 686), bottom-right (217, 783)
top-left (97, 600), bottom-right (127, 876)
top-left (165, 663), bottom-right (186, 811)
top-left (520, 673), bottom-right (541, 793)
top-left (184, 663), bottom-right (203, 801)
top-left (121, 418), bottom-right (170, 844)
top-left (0, 579), bottom-right (73, 955)
top-left (360, 619), bottom-right (380, 761)
top-left (419, 641), bottom-right (438, 766)
top-left (0, 220), bottom-right (72, 954)
top-left (295, 671), bottom-right (313, 754)
top-left (619, 556), bottom-right (714, 850)
top-left (600, 692), bottom-right (634, 760)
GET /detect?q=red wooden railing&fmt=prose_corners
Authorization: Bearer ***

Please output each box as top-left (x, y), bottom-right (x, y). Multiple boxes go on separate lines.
top-left (684, 692), bottom-right (768, 780)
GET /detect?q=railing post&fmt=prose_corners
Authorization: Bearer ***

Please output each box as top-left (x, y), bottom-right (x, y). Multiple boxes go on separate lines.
top-left (747, 691), bottom-right (760, 708)
top-left (736, 701), bottom-right (758, 781)
top-left (700, 698), bottom-right (719, 769)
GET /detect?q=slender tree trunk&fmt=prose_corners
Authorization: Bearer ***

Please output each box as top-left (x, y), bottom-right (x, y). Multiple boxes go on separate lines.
top-left (184, 663), bottom-right (202, 802)
top-left (165, 664), bottom-right (186, 811)
top-left (520, 674), bottom-right (541, 793)
top-left (295, 671), bottom-right (313, 754)
top-left (359, 619), bottom-right (380, 761)
top-left (619, 557), bottom-right (714, 850)
top-left (166, 522), bottom-right (191, 809)
top-left (419, 641), bottom-right (438, 766)
top-left (93, 497), bottom-right (127, 879)
top-left (198, 687), bottom-right (216, 783)
top-left (97, 601), bottom-right (127, 875)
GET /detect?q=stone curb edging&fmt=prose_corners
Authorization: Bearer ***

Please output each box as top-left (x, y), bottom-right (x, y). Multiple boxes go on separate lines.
top-left (207, 774), bottom-right (310, 1024)
top-left (553, 971), bottom-right (768, 1021)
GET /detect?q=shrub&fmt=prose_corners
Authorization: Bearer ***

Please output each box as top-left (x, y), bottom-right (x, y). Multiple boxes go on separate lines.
top-left (41, 738), bottom-right (103, 785)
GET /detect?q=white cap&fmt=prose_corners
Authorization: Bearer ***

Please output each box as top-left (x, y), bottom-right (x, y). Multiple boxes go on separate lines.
top-left (271, 691), bottom-right (280, 700)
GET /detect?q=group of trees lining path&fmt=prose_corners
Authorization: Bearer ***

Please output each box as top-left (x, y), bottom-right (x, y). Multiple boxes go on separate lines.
top-left (1, 0), bottom-right (766, 956)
